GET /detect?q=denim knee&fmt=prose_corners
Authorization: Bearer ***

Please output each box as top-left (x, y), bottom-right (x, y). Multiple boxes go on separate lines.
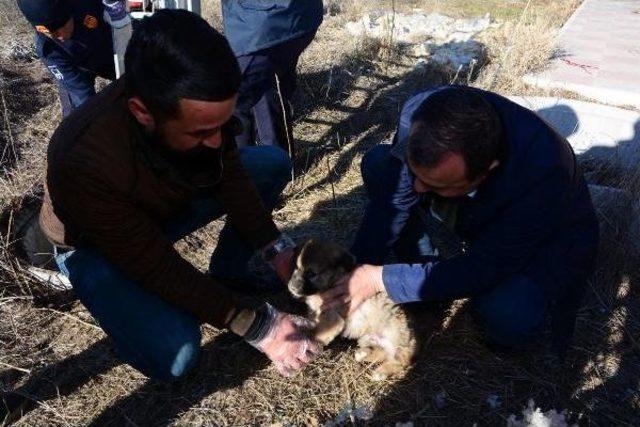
top-left (244, 146), bottom-right (292, 204)
top-left (144, 323), bottom-right (202, 382)
top-left (61, 249), bottom-right (203, 382)
top-left (264, 146), bottom-right (292, 190)
top-left (473, 276), bottom-right (548, 349)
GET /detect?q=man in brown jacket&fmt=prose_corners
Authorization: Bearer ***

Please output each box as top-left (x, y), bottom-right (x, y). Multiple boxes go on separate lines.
top-left (37, 10), bottom-right (319, 380)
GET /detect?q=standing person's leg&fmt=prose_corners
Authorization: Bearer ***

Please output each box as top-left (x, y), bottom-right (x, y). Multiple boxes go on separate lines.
top-left (234, 33), bottom-right (316, 155)
top-left (234, 54), bottom-right (273, 149)
top-left (472, 275), bottom-right (549, 350)
top-left (252, 32), bottom-right (317, 158)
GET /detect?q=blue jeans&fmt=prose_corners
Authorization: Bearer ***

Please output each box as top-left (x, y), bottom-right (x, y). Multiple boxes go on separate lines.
top-left (55, 146), bottom-right (291, 381)
top-left (352, 144), bottom-right (548, 349)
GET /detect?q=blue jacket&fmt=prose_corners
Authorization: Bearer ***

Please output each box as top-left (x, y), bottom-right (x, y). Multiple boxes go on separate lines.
top-left (221, 0), bottom-right (323, 56)
top-left (381, 87), bottom-right (599, 308)
top-left (36, 0), bottom-right (115, 108)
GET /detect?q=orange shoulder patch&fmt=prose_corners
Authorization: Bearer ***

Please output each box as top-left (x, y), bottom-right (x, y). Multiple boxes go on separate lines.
top-left (83, 15), bottom-right (99, 29)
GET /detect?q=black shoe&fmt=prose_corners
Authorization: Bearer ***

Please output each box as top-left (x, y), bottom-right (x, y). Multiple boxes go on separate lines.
top-left (12, 206), bottom-right (72, 291)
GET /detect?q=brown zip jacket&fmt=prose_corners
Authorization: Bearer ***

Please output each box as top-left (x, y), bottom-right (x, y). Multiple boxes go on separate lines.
top-left (39, 79), bottom-right (280, 327)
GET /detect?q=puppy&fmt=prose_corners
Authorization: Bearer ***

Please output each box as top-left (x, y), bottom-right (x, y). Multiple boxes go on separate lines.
top-left (288, 239), bottom-right (416, 381)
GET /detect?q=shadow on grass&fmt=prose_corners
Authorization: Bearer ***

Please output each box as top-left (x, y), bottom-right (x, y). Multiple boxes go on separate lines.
top-left (86, 332), bottom-right (268, 426)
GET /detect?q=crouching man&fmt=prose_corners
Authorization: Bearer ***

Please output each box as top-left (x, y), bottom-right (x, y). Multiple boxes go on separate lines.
top-left (321, 86), bottom-right (599, 355)
top-left (37, 10), bottom-right (318, 380)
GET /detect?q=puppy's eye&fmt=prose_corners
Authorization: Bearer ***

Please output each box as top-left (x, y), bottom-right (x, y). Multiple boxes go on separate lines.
top-left (304, 270), bottom-right (319, 283)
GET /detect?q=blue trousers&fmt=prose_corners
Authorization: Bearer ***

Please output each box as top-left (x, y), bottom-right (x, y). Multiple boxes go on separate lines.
top-left (234, 32), bottom-right (316, 157)
top-left (55, 146), bottom-right (291, 381)
top-left (351, 145), bottom-right (548, 349)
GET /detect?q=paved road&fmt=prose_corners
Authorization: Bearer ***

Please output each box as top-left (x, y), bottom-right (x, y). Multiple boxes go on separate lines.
top-left (524, 0), bottom-right (640, 108)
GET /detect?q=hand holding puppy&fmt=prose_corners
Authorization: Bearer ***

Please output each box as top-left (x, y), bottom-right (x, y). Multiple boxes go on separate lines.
top-left (319, 264), bottom-right (386, 314)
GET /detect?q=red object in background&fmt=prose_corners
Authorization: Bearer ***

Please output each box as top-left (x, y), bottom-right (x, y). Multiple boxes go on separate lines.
top-left (128, 0), bottom-right (144, 11)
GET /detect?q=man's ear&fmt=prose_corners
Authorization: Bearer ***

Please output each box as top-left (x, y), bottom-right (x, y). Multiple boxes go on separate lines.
top-left (127, 96), bottom-right (155, 130)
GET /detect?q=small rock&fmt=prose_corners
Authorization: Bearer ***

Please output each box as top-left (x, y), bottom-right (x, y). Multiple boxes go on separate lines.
top-left (344, 11), bottom-right (490, 73)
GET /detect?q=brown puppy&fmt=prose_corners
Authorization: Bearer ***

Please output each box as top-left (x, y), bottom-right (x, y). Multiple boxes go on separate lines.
top-left (288, 239), bottom-right (416, 381)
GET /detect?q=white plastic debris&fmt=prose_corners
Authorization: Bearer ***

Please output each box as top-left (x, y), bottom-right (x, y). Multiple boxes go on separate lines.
top-left (507, 399), bottom-right (575, 427)
top-left (324, 402), bottom-right (373, 427)
top-left (345, 11), bottom-right (491, 73)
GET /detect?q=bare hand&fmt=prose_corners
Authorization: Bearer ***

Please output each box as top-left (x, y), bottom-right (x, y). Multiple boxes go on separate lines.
top-left (319, 264), bottom-right (385, 315)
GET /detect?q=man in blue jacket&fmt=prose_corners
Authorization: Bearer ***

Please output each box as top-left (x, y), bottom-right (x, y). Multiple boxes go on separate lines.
top-left (321, 86), bottom-right (599, 354)
top-left (17, 0), bottom-right (115, 117)
top-left (221, 0), bottom-right (324, 159)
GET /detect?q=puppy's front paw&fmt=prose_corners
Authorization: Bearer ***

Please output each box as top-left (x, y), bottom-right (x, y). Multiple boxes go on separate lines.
top-left (370, 370), bottom-right (388, 382)
top-left (315, 327), bottom-right (340, 346)
top-left (354, 348), bottom-right (369, 362)
top-left (313, 310), bottom-right (345, 345)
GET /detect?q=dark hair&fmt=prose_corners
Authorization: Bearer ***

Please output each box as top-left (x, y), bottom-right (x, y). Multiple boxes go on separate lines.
top-left (125, 9), bottom-right (241, 118)
top-left (407, 86), bottom-right (503, 180)
top-left (17, 0), bottom-right (71, 30)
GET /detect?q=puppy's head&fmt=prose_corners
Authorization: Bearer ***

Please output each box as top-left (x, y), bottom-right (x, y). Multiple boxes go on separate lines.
top-left (288, 239), bottom-right (356, 298)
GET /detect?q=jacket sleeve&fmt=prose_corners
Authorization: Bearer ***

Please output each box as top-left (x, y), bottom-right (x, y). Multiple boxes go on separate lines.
top-left (52, 161), bottom-right (244, 328)
top-left (352, 159), bottom-right (421, 264)
top-left (382, 168), bottom-right (571, 303)
top-left (212, 143), bottom-right (281, 250)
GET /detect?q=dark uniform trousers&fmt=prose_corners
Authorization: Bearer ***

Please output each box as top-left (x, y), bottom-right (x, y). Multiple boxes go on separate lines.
top-left (221, 0), bottom-right (324, 158)
top-left (234, 32), bottom-right (316, 158)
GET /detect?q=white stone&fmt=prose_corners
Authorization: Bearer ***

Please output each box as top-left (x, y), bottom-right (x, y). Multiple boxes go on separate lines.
top-left (507, 399), bottom-right (573, 427)
top-left (345, 11), bottom-right (490, 44)
top-left (345, 11), bottom-right (491, 73)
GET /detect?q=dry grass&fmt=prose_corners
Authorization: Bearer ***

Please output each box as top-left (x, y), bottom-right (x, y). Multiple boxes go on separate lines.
top-left (2, 1), bottom-right (640, 426)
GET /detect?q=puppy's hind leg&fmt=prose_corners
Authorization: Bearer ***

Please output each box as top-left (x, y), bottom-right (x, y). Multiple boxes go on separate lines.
top-left (354, 346), bottom-right (386, 364)
top-left (370, 343), bottom-right (415, 381)
top-left (370, 360), bottom-right (405, 381)
top-left (354, 335), bottom-right (386, 363)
